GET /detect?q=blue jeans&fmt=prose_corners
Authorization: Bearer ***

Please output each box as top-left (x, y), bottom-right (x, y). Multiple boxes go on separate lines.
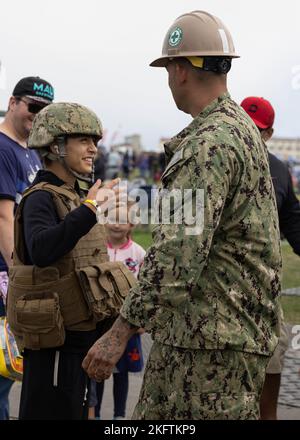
top-left (0, 375), bottom-right (14, 420)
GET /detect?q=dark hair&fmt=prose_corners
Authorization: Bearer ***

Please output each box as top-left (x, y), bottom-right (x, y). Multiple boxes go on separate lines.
top-left (172, 57), bottom-right (231, 76)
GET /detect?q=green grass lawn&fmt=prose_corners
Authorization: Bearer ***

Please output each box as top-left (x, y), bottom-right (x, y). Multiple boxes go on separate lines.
top-left (133, 230), bottom-right (300, 324)
top-left (281, 242), bottom-right (300, 289)
top-left (132, 228), bottom-right (153, 250)
top-left (280, 242), bottom-right (300, 324)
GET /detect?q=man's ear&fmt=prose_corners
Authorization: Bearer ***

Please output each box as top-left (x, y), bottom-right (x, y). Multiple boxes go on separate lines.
top-left (8, 96), bottom-right (17, 112)
top-left (268, 127), bottom-right (274, 139)
top-left (175, 63), bottom-right (189, 84)
top-left (50, 144), bottom-right (59, 155)
top-left (262, 127), bottom-right (274, 142)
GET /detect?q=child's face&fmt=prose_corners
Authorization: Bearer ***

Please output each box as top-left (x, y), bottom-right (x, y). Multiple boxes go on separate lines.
top-left (105, 206), bottom-right (133, 241)
top-left (105, 221), bottom-right (133, 241)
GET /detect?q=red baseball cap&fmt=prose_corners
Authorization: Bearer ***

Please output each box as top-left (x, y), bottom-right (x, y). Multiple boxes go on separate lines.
top-left (240, 97), bottom-right (275, 129)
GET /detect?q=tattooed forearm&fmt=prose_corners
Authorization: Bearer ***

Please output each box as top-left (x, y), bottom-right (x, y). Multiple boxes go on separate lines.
top-left (95, 315), bottom-right (138, 355)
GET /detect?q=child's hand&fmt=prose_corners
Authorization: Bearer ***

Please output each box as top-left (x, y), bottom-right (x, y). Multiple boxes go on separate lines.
top-left (96, 178), bottom-right (127, 218)
top-left (86, 179), bottom-right (103, 201)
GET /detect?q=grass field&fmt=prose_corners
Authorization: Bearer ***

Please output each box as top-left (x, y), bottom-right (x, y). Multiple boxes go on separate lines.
top-left (133, 229), bottom-right (300, 324)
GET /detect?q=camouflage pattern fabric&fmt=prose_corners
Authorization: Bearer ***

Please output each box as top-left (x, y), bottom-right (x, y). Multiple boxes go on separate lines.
top-left (28, 102), bottom-right (102, 148)
top-left (132, 342), bottom-right (269, 420)
top-left (121, 92), bottom-right (282, 356)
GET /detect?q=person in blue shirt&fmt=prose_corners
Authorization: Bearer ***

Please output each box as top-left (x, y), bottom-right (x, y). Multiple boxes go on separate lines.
top-left (0, 76), bottom-right (54, 420)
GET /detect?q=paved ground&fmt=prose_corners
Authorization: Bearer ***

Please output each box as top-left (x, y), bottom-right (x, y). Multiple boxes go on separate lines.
top-left (8, 331), bottom-right (300, 420)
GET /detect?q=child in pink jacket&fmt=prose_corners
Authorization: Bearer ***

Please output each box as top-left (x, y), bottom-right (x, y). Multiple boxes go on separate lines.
top-left (89, 206), bottom-right (145, 420)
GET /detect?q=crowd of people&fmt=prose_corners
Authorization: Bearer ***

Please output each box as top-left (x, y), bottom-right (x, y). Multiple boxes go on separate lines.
top-left (0, 9), bottom-right (299, 421)
top-left (94, 148), bottom-right (165, 184)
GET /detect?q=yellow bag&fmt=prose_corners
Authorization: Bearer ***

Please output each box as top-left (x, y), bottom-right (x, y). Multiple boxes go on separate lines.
top-left (0, 317), bottom-right (23, 381)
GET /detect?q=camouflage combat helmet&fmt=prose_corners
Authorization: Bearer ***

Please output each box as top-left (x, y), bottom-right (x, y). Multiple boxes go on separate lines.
top-left (28, 102), bottom-right (103, 148)
top-left (28, 102), bottom-right (102, 183)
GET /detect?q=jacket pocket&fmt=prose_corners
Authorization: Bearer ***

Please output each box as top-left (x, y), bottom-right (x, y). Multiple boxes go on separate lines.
top-left (77, 262), bottom-right (137, 321)
top-left (7, 266), bottom-right (91, 331)
top-left (15, 292), bottom-right (65, 350)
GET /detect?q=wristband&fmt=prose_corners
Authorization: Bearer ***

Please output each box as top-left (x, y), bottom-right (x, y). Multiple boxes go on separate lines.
top-left (84, 199), bottom-right (98, 209)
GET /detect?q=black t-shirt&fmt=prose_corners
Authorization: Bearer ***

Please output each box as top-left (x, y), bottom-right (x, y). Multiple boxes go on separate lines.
top-left (21, 170), bottom-right (110, 352)
top-left (269, 152), bottom-right (300, 256)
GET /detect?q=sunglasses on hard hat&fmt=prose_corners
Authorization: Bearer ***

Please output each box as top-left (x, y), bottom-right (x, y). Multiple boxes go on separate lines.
top-left (17, 97), bottom-right (48, 114)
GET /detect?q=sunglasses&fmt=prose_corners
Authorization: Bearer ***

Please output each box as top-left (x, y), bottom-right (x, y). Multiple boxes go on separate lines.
top-left (18, 97), bottom-right (48, 114)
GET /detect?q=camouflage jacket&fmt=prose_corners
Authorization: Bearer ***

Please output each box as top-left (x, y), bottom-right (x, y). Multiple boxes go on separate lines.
top-left (121, 93), bottom-right (282, 355)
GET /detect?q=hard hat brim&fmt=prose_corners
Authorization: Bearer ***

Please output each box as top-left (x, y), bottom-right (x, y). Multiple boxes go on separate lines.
top-left (149, 57), bottom-right (170, 67)
top-left (150, 53), bottom-right (240, 68)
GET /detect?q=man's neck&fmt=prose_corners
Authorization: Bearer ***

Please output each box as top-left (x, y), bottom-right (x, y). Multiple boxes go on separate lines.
top-left (188, 83), bottom-right (228, 118)
top-left (0, 119), bottom-right (27, 148)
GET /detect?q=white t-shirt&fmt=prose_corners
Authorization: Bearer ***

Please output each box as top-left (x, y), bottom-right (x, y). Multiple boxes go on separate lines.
top-left (106, 239), bottom-right (146, 278)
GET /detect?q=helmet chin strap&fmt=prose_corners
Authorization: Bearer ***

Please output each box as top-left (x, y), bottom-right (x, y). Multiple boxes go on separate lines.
top-left (55, 136), bottom-right (94, 183)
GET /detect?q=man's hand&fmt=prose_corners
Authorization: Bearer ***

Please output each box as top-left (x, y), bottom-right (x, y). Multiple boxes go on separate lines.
top-left (82, 329), bottom-right (127, 381)
top-left (82, 316), bottom-right (138, 381)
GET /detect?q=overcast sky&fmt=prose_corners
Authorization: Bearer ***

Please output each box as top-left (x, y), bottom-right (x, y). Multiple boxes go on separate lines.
top-left (0, 0), bottom-right (299, 150)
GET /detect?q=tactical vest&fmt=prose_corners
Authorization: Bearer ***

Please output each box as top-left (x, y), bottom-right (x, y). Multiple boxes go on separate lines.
top-left (7, 182), bottom-right (136, 351)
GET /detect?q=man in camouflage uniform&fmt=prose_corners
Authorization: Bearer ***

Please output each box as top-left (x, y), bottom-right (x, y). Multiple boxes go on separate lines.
top-left (83, 11), bottom-right (282, 420)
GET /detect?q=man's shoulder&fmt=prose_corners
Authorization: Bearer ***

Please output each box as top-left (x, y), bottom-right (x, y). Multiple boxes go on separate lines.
top-left (0, 135), bottom-right (21, 177)
top-left (22, 186), bottom-right (55, 213)
top-left (0, 132), bottom-right (17, 155)
top-left (268, 151), bottom-right (287, 170)
top-left (268, 151), bottom-right (290, 184)
top-left (185, 100), bottom-right (260, 156)
top-left (0, 133), bottom-right (27, 170)
top-left (203, 98), bottom-right (254, 137)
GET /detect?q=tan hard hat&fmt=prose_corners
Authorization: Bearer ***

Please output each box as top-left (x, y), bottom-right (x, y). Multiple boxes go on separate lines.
top-left (150, 10), bottom-right (239, 67)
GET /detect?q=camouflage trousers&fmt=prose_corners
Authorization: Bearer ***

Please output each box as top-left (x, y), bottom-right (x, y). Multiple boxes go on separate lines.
top-left (132, 342), bottom-right (269, 420)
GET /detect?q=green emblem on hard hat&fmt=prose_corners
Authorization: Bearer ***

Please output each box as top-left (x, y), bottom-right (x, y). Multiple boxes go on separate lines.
top-left (169, 27), bottom-right (183, 47)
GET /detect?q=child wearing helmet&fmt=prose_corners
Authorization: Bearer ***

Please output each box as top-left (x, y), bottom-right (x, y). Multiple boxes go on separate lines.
top-left (6, 102), bottom-right (135, 420)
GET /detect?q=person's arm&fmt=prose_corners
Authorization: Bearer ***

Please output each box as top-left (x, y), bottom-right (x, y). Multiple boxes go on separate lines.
top-left (24, 178), bottom-right (122, 266)
top-left (0, 199), bottom-right (14, 267)
top-left (82, 139), bottom-right (236, 379)
top-left (0, 150), bottom-right (18, 268)
top-left (120, 140), bottom-right (236, 331)
top-left (23, 191), bottom-right (98, 266)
